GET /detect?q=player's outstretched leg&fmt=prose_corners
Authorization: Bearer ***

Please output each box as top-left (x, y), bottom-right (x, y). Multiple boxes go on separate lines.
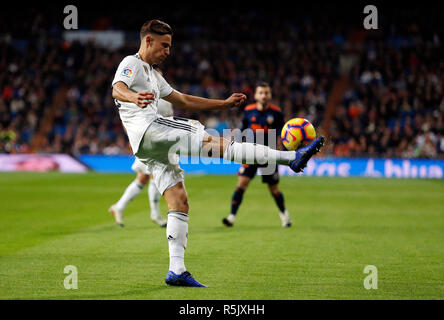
top-left (148, 178), bottom-right (167, 227)
top-left (163, 182), bottom-right (206, 287)
top-left (219, 135), bottom-right (325, 172)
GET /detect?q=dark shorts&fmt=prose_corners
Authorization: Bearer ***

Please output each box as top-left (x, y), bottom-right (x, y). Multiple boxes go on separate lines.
top-left (237, 164), bottom-right (280, 185)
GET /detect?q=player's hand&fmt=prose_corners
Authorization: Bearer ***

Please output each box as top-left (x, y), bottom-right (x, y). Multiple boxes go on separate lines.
top-left (133, 92), bottom-right (155, 108)
top-left (224, 93), bottom-right (247, 109)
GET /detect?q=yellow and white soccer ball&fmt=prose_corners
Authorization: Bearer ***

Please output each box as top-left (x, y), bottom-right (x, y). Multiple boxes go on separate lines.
top-left (281, 118), bottom-right (316, 150)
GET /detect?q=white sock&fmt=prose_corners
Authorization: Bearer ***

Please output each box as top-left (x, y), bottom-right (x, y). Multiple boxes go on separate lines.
top-left (223, 141), bottom-right (296, 165)
top-left (148, 179), bottom-right (161, 217)
top-left (115, 179), bottom-right (144, 211)
top-left (167, 211), bottom-right (188, 274)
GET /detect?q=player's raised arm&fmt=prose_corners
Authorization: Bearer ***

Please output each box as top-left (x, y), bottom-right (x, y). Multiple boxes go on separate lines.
top-left (163, 90), bottom-right (246, 111)
top-left (112, 81), bottom-right (155, 109)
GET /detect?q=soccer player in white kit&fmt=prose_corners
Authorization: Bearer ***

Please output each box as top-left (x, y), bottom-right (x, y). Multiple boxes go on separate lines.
top-left (112, 20), bottom-right (324, 287)
top-left (109, 67), bottom-right (172, 228)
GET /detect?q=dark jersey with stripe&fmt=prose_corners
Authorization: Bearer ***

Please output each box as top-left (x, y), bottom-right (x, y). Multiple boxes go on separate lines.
top-left (241, 103), bottom-right (285, 146)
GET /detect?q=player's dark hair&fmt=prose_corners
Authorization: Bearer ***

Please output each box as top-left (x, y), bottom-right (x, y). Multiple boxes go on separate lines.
top-left (140, 20), bottom-right (173, 39)
top-left (255, 81), bottom-right (270, 89)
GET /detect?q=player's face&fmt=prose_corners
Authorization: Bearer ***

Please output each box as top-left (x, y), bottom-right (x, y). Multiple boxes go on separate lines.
top-left (254, 86), bottom-right (272, 105)
top-left (147, 34), bottom-right (171, 65)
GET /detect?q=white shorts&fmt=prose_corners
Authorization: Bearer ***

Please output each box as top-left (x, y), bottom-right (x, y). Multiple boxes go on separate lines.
top-left (135, 115), bottom-right (206, 195)
top-left (131, 158), bottom-right (151, 174)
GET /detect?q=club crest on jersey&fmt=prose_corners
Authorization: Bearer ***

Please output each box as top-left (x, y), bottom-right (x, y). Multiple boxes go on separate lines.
top-left (122, 67), bottom-right (133, 77)
top-left (267, 115), bottom-right (274, 124)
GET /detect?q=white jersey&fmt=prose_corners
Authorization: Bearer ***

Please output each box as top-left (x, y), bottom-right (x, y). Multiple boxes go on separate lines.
top-left (112, 53), bottom-right (174, 154)
top-left (157, 98), bottom-right (174, 117)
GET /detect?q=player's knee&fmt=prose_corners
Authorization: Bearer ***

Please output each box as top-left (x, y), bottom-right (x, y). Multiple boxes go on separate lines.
top-left (138, 174), bottom-right (149, 185)
top-left (136, 171), bottom-right (149, 185)
top-left (164, 182), bottom-right (189, 213)
top-left (238, 182), bottom-right (249, 190)
top-left (268, 184), bottom-right (280, 196)
top-left (169, 193), bottom-right (189, 213)
top-left (238, 178), bottom-right (250, 189)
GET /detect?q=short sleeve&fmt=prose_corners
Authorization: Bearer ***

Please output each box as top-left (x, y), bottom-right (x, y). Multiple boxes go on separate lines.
top-left (154, 70), bottom-right (174, 98)
top-left (112, 56), bottom-right (140, 88)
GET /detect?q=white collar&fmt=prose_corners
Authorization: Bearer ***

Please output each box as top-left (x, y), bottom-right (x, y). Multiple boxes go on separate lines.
top-left (135, 53), bottom-right (153, 71)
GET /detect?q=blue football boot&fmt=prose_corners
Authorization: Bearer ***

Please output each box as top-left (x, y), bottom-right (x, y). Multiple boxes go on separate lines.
top-left (165, 271), bottom-right (207, 287)
top-left (289, 136), bottom-right (325, 173)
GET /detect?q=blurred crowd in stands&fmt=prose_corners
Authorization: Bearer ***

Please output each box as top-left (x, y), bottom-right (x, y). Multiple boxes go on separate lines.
top-left (328, 30), bottom-right (444, 158)
top-left (1, 4), bottom-right (443, 158)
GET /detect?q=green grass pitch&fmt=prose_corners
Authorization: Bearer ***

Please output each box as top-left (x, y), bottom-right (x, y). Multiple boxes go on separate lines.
top-left (0, 172), bottom-right (443, 300)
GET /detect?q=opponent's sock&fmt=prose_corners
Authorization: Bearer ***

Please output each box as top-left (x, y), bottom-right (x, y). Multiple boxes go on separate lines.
top-left (230, 187), bottom-right (245, 216)
top-left (223, 141), bottom-right (296, 165)
top-left (167, 211), bottom-right (189, 275)
top-left (115, 179), bottom-right (144, 211)
top-left (148, 179), bottom-right (161, 217)
top-left (272, 192), bottom-right (286, 213)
